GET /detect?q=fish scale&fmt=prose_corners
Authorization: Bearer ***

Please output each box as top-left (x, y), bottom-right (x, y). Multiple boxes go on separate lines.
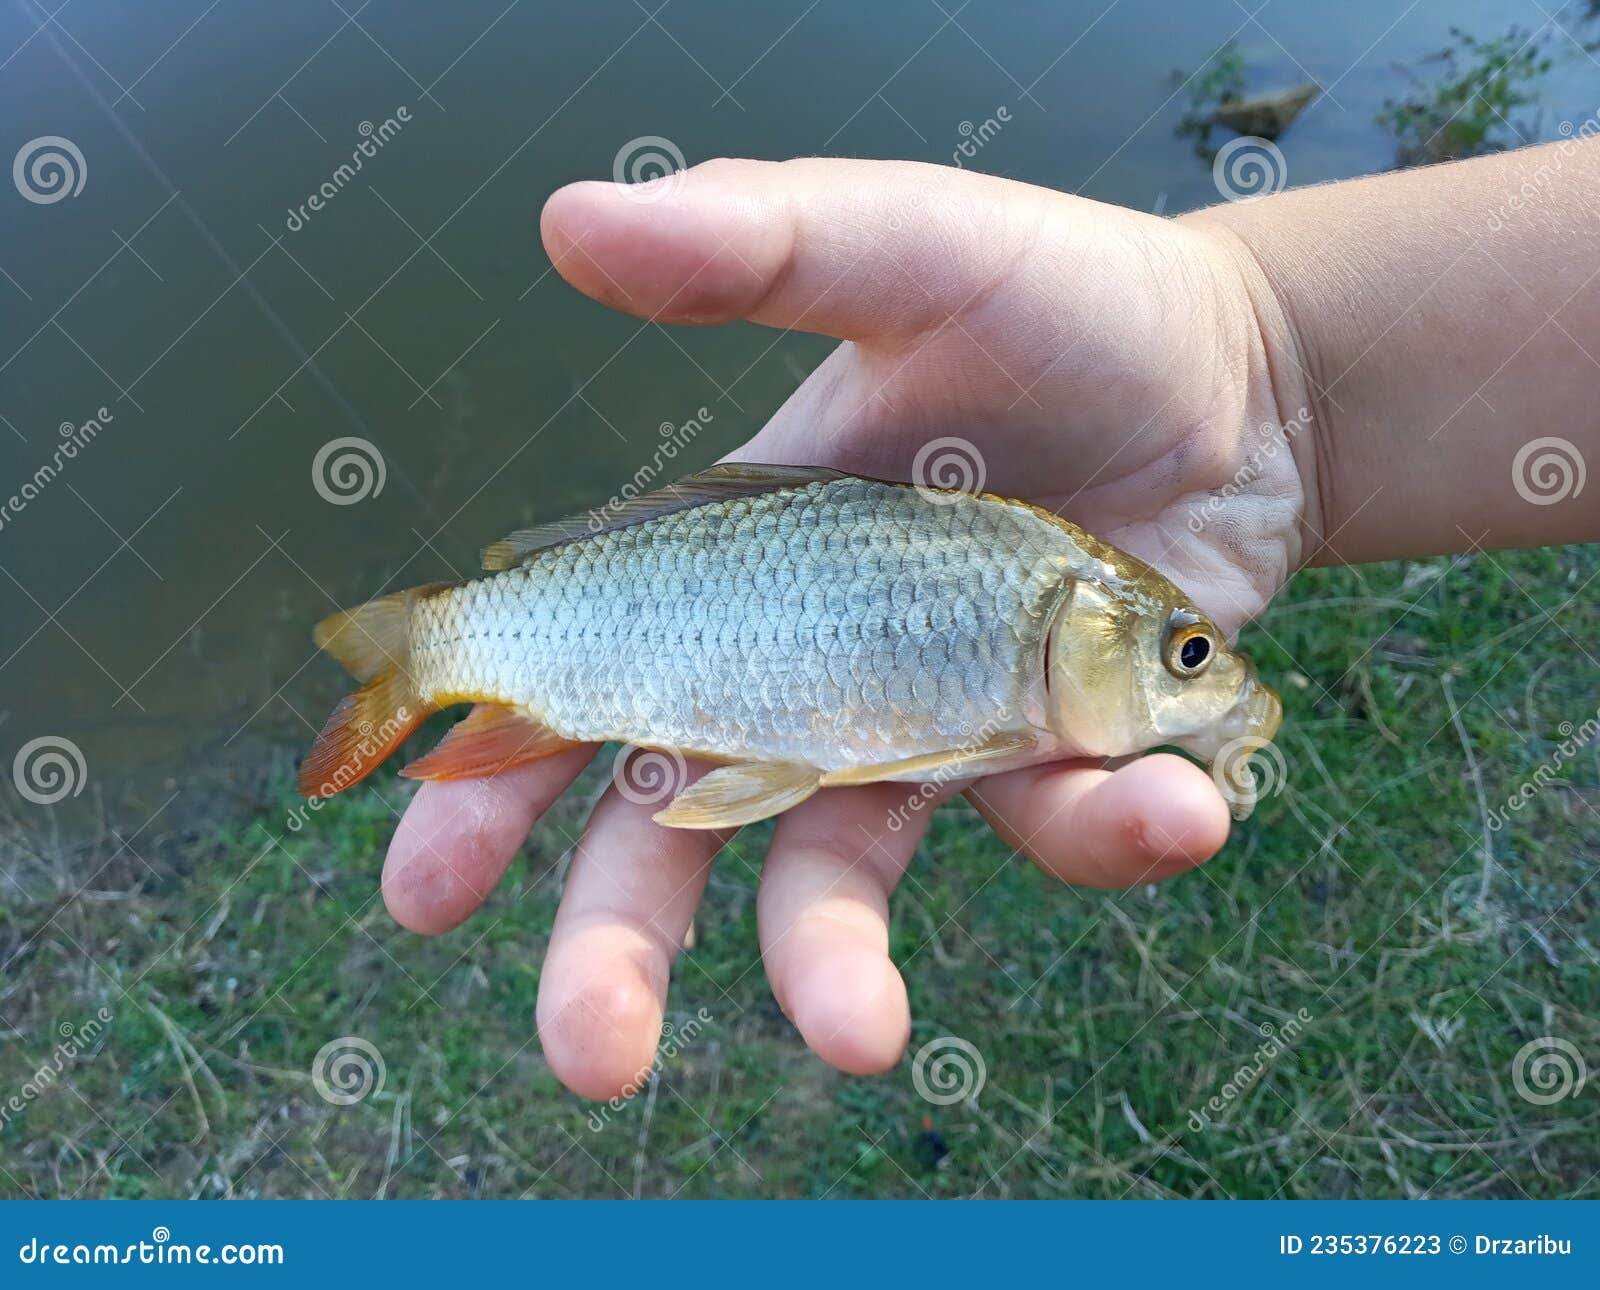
top-left (408, 477), bottom-right (1083, 770)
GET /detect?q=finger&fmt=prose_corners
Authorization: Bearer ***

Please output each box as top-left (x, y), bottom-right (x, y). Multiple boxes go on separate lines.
top-left (758, 782), bottom-right (953, 1075)
top-left (539, 156), bottom-right (1062, 340)
top-left (535, 763), bottom-right (729, 1101)
top-left (382, 741), bottom-right (596, 935)
top-left (968, 753), bottom-right (1230, 889)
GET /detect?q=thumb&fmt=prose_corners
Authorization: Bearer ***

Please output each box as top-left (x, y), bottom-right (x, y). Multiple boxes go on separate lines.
top-left (538, 157), bottom-right (1058, 342)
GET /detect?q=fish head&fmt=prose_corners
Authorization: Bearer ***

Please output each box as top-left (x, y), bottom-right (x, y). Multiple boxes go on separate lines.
top-left (1040, 574), bottom-right (1281, 817)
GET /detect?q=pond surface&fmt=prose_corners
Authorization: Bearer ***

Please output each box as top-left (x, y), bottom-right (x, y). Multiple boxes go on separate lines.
top-left (1, 0), bottom-right (1596, 828)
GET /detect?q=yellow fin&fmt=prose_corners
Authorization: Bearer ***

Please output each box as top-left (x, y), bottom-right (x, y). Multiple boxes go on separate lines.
top-left (652, 761), bottom-right (821, 830)
top-left (818, 733), bottom-right (1036, 787)
top-left (401, 705), bottom-right (578, 781)
top-left (312, 580), bottom-right (457, 681)
top-left (482, 463), bottom-right (844, 571)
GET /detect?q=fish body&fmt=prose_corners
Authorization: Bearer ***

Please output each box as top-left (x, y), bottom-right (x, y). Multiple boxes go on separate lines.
top-left (414, 476), bottom-right (1082, 770)
top-left (300, 464), bottom-right (1282, 826)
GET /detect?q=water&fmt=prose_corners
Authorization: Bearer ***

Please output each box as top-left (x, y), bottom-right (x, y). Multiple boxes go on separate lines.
top-left (1, 0), bottom-right (1595, 827)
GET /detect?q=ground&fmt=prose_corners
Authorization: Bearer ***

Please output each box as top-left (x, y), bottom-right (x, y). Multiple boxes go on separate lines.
top-left (1, 544), bottom-right (1597, 1199)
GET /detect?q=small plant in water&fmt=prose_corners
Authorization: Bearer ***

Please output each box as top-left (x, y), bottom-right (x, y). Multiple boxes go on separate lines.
top-left (1378, 27), bottom-right (1552, 168)
top-left (1175, 40), bottom-right (1247, 158)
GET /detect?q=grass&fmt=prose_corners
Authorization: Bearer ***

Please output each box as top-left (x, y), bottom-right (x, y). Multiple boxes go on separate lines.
top-left (1, 543), bottom-right (1597, 1199)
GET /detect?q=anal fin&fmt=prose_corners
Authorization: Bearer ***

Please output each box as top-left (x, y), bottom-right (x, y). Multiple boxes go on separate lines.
top-left (401, 706), bottom-right (577, 782)
top-left (653, 761), bottom-right (821, 830)
top-left (819, 732), bottom-right (1036, 787)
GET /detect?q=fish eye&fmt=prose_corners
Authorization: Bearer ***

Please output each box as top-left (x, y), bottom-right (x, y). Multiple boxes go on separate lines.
top-left (1164, 611), bottom-right (1216, 679)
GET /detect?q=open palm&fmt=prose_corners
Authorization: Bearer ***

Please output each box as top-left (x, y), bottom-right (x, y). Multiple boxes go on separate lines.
top-left (381, 159), bottom-right (1312, 1100)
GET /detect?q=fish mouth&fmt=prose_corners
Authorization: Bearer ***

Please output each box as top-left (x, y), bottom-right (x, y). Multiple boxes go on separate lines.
top-left (1175, 666), bottom-right (1284, 822)
top-left (1213, 672), bottom-right (1283, 821)
top-left (1220, 670), bottom-right (1282, 745)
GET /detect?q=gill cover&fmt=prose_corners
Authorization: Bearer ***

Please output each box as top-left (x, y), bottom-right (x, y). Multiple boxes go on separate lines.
top-left (1041, 579), bottom-right (1142, 757)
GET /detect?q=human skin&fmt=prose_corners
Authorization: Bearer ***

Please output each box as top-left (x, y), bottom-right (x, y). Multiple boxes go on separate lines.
top-left (379, 142), bottom-right (1599, 1101)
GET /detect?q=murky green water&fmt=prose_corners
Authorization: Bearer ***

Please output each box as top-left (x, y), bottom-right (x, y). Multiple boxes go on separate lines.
top-left (1, 0), bottom-right (1595, 826)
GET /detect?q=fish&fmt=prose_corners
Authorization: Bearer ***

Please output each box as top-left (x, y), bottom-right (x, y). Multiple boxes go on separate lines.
top-left (298, 463), bottom-right (1282, 826)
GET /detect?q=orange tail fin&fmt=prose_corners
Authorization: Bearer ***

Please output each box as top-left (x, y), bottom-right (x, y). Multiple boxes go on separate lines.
top-left (298, 584), bottom-right (451, 798)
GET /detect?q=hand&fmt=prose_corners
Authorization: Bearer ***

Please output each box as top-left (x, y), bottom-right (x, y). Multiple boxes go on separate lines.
top-left (380, 159), bottom-right (1315, 1100)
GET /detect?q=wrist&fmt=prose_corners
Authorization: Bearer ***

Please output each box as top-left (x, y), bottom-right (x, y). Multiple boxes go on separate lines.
top-left (1175, 206), bottom-right (1332, 569)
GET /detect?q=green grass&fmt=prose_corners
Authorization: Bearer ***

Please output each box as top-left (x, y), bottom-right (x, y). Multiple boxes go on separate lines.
top-left (1, 546), bottom-right (1597, 1198)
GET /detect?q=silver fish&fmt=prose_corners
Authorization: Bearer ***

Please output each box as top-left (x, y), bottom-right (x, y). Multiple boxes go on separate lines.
top-left (299, 464), bottom-right (1281, 826)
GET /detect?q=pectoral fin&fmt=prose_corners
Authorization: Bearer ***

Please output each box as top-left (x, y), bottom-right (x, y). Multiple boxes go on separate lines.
top-left (653, 761), bottom-right (822, 829)
top-left (401, 706), bottom-right (577, 781)
top-left (818, 732), bottom-right (1036, 787)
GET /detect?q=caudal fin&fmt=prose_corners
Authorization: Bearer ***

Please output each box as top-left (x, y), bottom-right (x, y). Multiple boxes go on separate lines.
top-left (298, 585), bottom-right (450, 798)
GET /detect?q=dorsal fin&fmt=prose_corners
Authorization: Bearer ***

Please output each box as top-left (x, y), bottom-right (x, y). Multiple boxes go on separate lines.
top-left (481, 463), bottom-right (845, 571)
